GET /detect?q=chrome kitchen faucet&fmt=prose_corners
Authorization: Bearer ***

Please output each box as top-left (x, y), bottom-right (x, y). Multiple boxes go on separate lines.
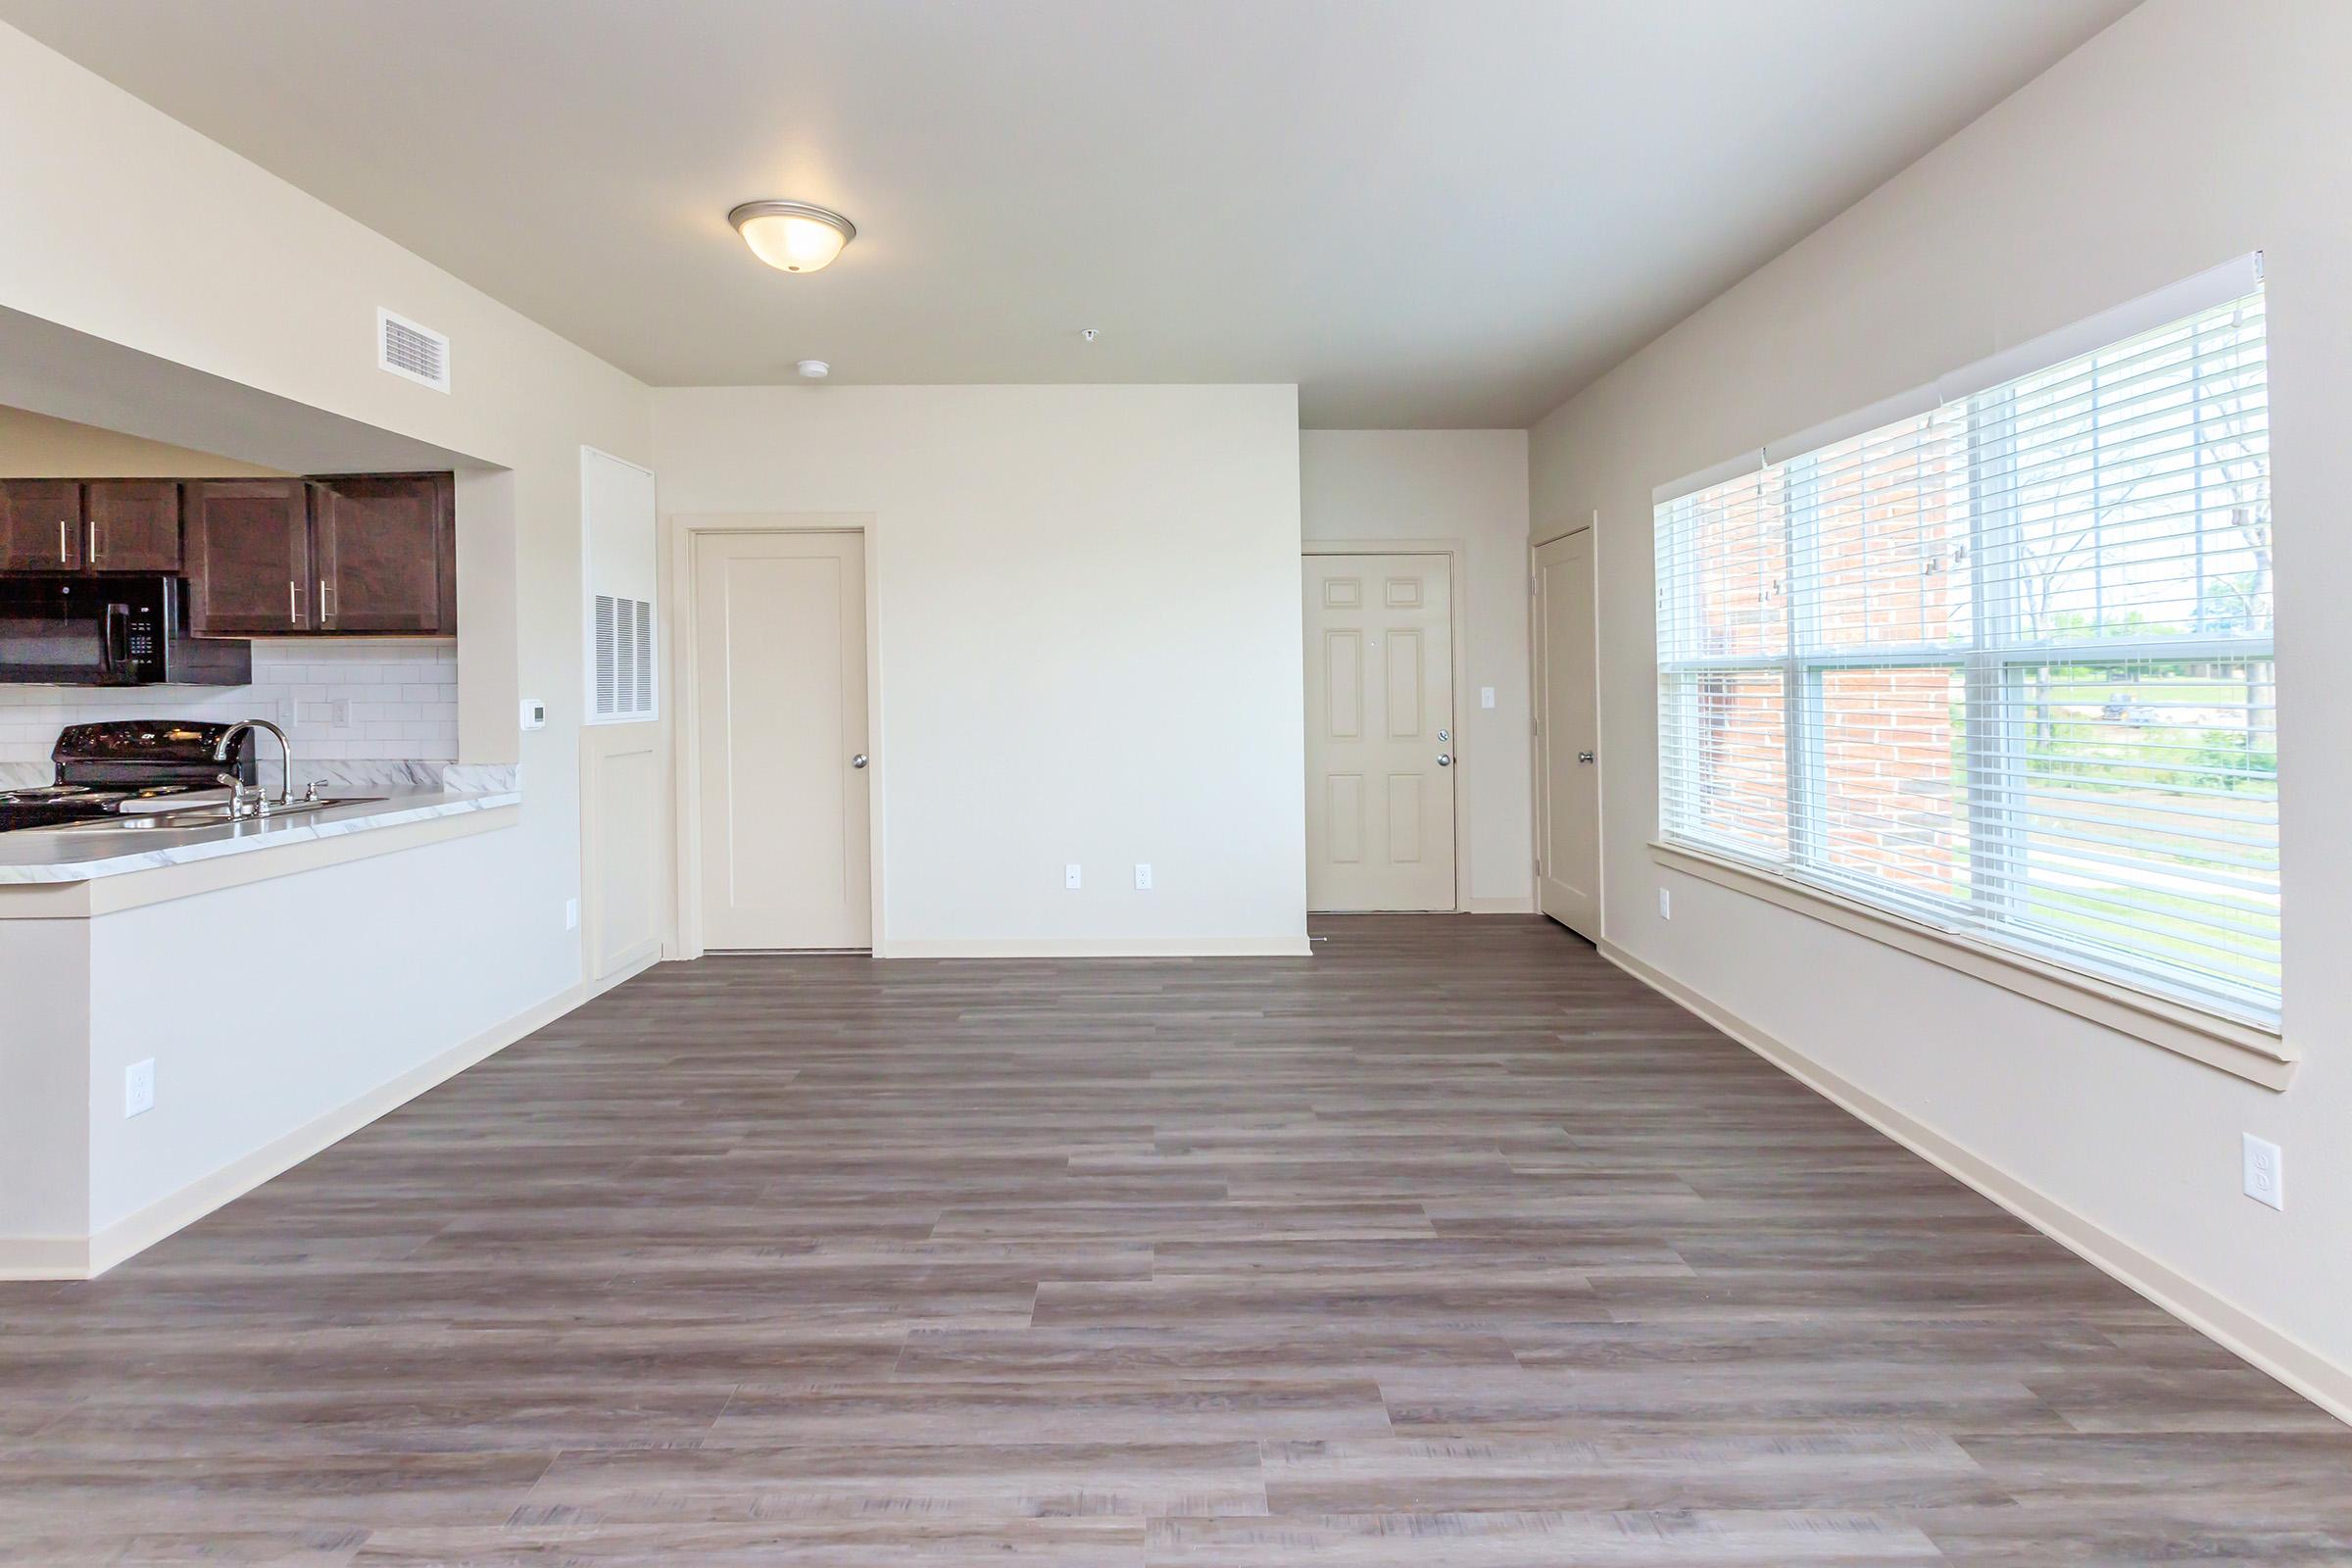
top-left (213, 718), bottom-right (295, 815)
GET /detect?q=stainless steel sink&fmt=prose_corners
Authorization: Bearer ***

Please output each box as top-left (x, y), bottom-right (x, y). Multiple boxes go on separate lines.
top-left (46, 797), bottom-right (383, 833)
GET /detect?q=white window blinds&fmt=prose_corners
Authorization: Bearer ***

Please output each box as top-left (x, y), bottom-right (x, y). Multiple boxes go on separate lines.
top-left (1656, 285), bottom-right (2275, 1025)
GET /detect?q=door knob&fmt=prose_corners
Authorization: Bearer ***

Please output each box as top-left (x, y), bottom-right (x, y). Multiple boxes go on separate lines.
top-left (1578, 751), bottom-right (1596, 764)
top-left (1436, 753), bottom-right (1453, 767)
top-left (852, 754), bottom-right (869, 769)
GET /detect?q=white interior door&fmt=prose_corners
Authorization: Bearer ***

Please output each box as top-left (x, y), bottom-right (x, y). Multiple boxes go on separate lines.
top-left (1534, 528), bottom-right (1600, 938)
top-left (694, 530), bottom-right (870, 949)
top-left (1303, 552), bottom-right (1456, 911)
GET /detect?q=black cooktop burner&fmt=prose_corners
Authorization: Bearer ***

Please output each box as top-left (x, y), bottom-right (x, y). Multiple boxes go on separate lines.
top-left (0, 784), bottom-right (216, 834)
top-left (0, 720), bottom-right (255, 835)
top-left (0, 789), bottom-right (125, 833)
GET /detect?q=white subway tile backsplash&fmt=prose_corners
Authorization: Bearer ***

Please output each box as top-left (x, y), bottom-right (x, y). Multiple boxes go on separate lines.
top-left (0, 641), bottom-right (458, 767)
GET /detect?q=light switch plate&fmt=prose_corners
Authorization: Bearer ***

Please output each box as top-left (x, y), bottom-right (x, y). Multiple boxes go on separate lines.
top-left (1481, 686), bottom-right (1496, 709)
top-left (1065, 863), bottom-right (1082, 890)
top-left (564, 898), bottom-right (580, 931)
top-left (1657, 886), bottom-right (1673, 920)
top-left (2243, 1133), bottom-right (2283, 1210)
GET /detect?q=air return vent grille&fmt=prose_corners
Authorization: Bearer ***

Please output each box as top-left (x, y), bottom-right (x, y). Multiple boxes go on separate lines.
top-left (593, 594), bottom-right (657, 720)
top-left (376, 307), bottom-right (451, 392)
top-left (582, 447), bottom-right (658, 725)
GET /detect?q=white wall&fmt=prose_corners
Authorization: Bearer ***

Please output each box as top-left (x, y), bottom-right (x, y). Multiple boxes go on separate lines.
top-left (0, 21), bottom-right (1318, 1271)
top-left (1531, 0), bottom-right (2352, 1412)
top-left (0, 404), bottom-right (287, 477)
top-left (1300, 430), bottom-right (1532, 909)
top-left (653, 384), bottom-right (1309, 955)
top-left (0, 917), bottom-right (88, 1243)
top-left (0, 21), bottom-right (653, 1153)
top-left (80, 825), bottom-right (526, 1234)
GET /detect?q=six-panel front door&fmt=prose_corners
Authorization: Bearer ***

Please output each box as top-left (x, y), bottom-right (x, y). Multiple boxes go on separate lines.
top-left (693, 530), bottom-right (871, 950)
top-left (1303, 553), bottom-right (1455, 911)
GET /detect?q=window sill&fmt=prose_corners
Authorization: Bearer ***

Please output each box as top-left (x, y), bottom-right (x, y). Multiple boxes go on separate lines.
top-left (1646, 841), bottom-right (2294, 1091)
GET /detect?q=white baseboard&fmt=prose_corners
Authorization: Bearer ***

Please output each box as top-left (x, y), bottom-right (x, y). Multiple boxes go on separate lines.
top-left (884, 935), bottom-right (1313, 958)
top-left (588, 944), bottom-right (663, 998)
top-left (1462, 896), bottom-right (1538, 914)
top-left (1597, 938), bottom-right (2352, 1429)
top-left (0, 1236), bottom-right (89, 1279)
top-left (0, 979), bottom-right (594, 1281)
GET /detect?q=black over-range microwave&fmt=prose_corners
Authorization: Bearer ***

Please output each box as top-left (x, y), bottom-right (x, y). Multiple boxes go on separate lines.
top-left (0, 575), bottom-right (252, 686)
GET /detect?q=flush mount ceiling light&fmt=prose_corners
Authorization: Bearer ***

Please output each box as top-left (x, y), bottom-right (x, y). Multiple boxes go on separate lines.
top-left (728, 200), bottom-right (856, 273)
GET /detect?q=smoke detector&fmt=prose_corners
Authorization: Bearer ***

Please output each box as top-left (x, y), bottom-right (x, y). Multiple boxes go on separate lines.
top-left (796, 360), bottom-right (830, 380)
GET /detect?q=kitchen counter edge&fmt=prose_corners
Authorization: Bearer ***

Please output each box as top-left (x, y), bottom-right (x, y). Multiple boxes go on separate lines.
top-left (0, 790), bottom-right (522, 884)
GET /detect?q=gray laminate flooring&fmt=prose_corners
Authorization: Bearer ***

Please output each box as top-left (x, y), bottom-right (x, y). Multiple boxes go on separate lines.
top-left (3, 915), bottom-right (2344, 1564)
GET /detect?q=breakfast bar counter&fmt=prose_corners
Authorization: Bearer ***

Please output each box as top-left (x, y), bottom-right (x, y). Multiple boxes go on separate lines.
top-left (0, 788), bottom-right (520, 885)
top-left (0, 777), bottom-right (537, 1281)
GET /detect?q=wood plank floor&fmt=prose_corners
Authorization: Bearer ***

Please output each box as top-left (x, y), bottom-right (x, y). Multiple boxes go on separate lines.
top-left (3, 915), bottom-right (2345, 1564)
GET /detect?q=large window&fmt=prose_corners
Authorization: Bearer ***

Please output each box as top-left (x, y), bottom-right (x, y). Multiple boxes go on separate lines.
top-left (1656, 284), bottom-right (2275, 1025)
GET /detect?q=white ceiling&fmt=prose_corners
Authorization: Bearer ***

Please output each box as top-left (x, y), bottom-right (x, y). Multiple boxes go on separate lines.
top-left (0, 0), bottom-right (2134, 426)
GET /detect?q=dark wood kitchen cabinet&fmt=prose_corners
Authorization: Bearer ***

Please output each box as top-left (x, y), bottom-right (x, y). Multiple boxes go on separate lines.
top-left (312, 473), bottom-right (456, 633)
top-left (82, 480), bottom-right (183, 571)
top-left (0, 479), bottom-right (85, 570)
top-left (8, 471), bottom-right (455, 635)
top-left (185, 479), bottom-right (316, 634)
top-left (185, 473), bottom-right (455, 637)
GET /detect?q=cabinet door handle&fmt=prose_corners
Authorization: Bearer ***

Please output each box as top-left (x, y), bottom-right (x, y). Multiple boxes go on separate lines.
top-left (289, 580), bottom-right (303, 626)
top-left (88, 519), bottom-right (102, 564)
top-left (59, 519), bottom-right (71, 563)
top-left (320, 577), bottom-right (333, 625)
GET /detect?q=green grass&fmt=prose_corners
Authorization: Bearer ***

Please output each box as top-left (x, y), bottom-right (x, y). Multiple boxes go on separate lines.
top-left (2020, 883), bottom-right (2278, 990)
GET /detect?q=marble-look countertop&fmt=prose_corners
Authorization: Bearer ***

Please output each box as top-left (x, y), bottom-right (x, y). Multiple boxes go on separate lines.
top-left (0, 789), bottom-right (520, 884)
top-left (0, 760), bottom-right (520, 793)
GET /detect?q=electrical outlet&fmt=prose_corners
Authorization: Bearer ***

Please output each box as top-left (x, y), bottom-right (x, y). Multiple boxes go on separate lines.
top-left (1135, 862), bottom-right (1153, 890)
top-left (564, 898), bottom-right (580, 931)
top-left (330, 697), bottom-right (351, 728)
top-left (1657, 886), bottom-right (1673, 920)
top-left (2243, 1133), bottom-right (2284, 1210)
top-left (1480, 686), bottom-right (1496, 710)
top-left (1065, 863), bottom-right (1083, 890)
top-left (124, 1058), bottom-right (155, 1118)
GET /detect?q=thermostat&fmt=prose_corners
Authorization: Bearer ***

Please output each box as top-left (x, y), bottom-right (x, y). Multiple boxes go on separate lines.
top-left (519, 698), bottom-right (548, 731)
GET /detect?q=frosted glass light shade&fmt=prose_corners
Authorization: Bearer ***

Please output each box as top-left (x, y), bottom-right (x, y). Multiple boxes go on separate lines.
top-left (729, 201), bottom-right (856, 273)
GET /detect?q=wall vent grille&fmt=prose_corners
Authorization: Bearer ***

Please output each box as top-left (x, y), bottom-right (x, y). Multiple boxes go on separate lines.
top-left (581, 447), bottom-right (658, 725)
top-left (377, 308), bottom-right (451, 392)
top-left (633, 599), bottom-right (654, 712)
top-left (592, 593), bottom-right (657, 720)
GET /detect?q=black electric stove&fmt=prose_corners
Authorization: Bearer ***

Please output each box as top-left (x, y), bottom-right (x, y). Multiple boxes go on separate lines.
top-left (0, 721), bottom-right (258, 834)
